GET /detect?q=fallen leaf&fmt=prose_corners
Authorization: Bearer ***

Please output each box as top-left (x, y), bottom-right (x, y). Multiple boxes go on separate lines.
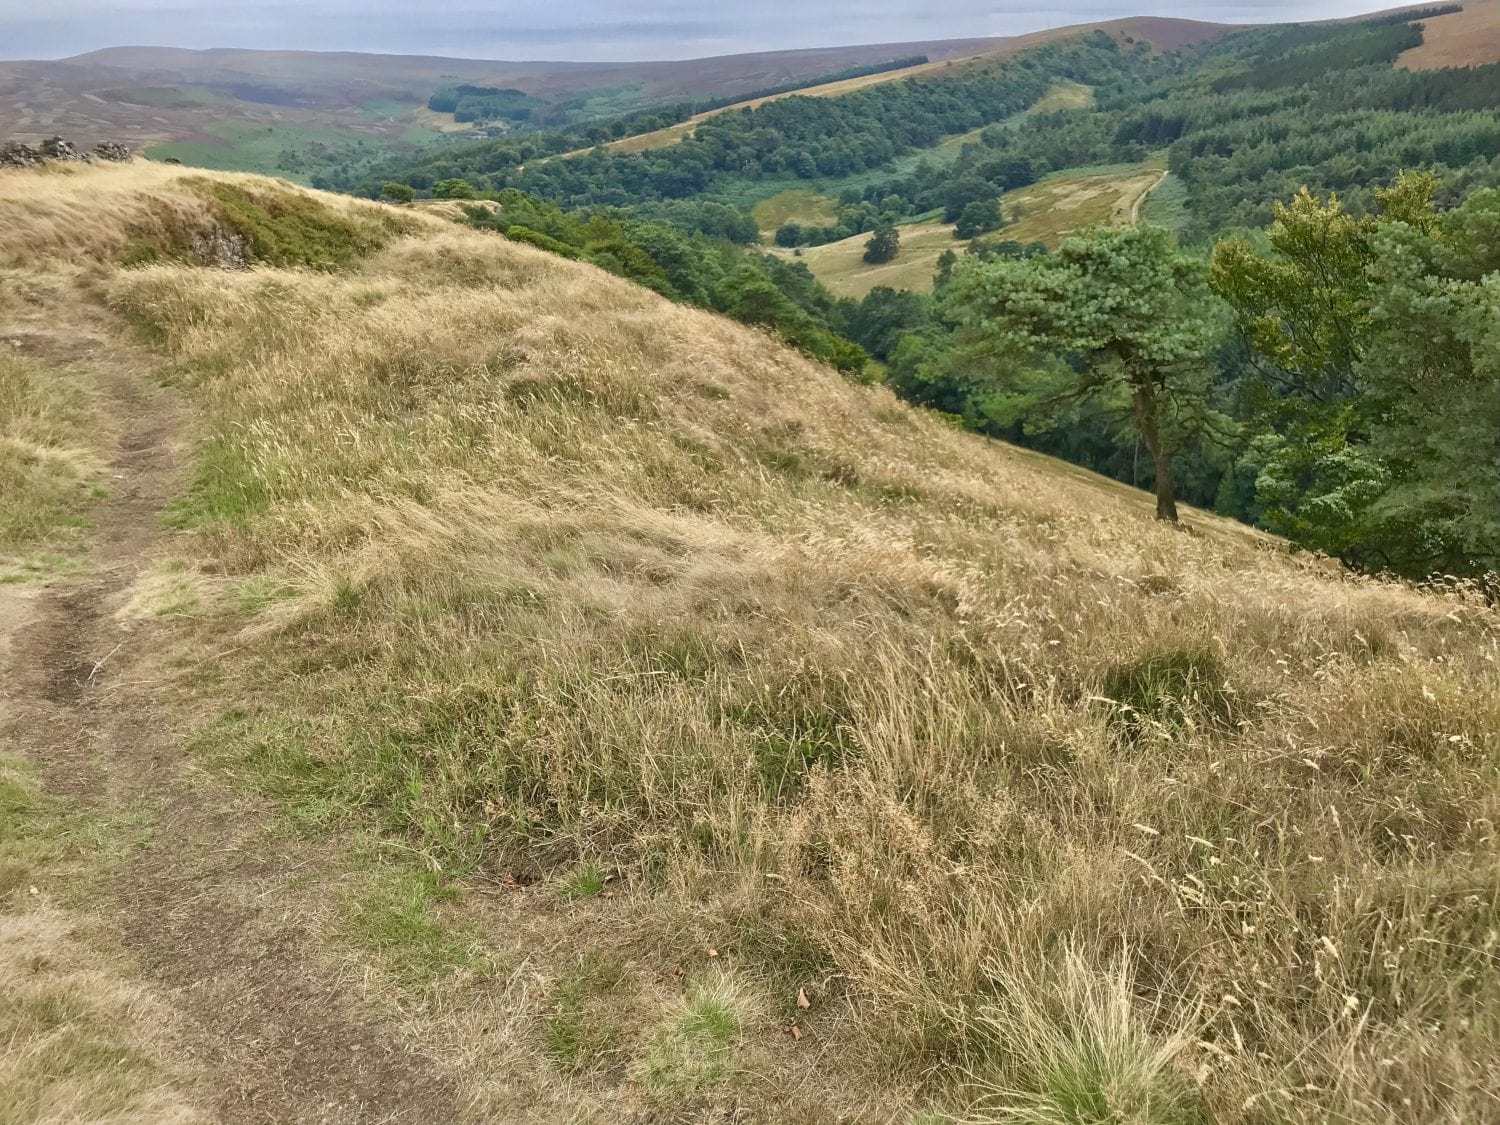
top-left (796, 987), bottom-right (811, 1009)
top-left (788, 1024), bottom-right (802, 1041)
top-left (707, 947), bottom-right (719, 958)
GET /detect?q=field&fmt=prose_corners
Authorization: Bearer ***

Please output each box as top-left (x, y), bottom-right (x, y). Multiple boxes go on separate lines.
top-left (750, 189), bottom-right (842, 239)
top-left (788, 160), bottom-right (1167, 297)
top-left (4, 159), bottom-right (1498, 1122)
top-left (780, 220), bottom-right (959, 297)
top-left (1000, 160), bottom-right (1168, 247)
top-left (1397, 0), bottom-right (1500, 69)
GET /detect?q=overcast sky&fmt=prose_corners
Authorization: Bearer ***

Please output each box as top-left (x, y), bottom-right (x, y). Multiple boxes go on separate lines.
top-left (5, 1), bottom-right (1399, 61)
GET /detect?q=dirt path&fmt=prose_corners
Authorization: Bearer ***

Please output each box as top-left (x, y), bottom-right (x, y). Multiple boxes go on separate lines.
top-left (0, 321), bottom-right (470, 1123)
top-left (1128, 168), bottom-right (1170, 225)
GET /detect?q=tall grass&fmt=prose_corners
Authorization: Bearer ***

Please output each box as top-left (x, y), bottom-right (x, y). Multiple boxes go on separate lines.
top-left (0, 352), bottom-right (100, 559)
top-left (9, 165), bottom-right (1498, 1118)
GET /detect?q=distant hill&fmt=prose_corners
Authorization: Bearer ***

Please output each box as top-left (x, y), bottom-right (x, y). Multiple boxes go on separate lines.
top-left (0, 20), bottom-right (1231, 162)
top-left (1397, 0), bottom-right (1500, 66)
top-left (0, 35), bottom-right (1117, 150)
top-left (554, 17), bottom-right (1230, 159)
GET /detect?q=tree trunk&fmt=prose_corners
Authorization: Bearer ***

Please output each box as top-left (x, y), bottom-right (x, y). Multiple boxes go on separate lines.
top-left (1131, 382), bottom-right (1179, 523)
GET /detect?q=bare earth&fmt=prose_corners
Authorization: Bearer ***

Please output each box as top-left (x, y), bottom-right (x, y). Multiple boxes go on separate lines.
top-left (0, 315), bottom-right (469, 1123)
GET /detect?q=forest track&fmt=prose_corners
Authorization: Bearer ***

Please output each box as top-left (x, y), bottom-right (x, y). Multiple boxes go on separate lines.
top-left (0, 320), bottom-right (470, 1124)
top-left (1128, 168), bottom-right (1170, 225)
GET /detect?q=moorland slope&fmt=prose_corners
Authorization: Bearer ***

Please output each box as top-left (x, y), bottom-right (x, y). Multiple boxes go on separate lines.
top-left (2, 160), bottom-right (1498, 1122)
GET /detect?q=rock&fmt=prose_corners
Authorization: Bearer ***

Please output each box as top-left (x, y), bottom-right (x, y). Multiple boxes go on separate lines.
top-left (0, 137), bottom-right (131, 167)
top-left (0, 142), bottom-right (42, 168)
top-left (39, 136), bottom-right (79, 159)
top-left (190, 228), bottom-right (251, 270)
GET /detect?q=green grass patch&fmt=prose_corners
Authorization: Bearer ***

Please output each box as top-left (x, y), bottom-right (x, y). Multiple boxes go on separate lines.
top-left (641, 974), bottom-right (750, 1098)
top-left (751, 189), bottom-right (840, 237)
top-left (1100, 645), bottom-right (1236, 733)
top-left (558, 860), bottom-right (606, 899)
top-left (544, 952), bottom-right (628, 1073)
top-left (164, 434), bottom-right (268, 530)
top-left (1142, 171), bottom-right (1191, 236)
top-left (343, 862), bottom-right (488, 985)
top-left (184, 178), bottom-right (415, 271)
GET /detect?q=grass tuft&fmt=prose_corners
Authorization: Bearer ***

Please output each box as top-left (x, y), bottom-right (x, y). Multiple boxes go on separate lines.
top-left (963, 946), bottom-right (1206, 1125)
top-left (640, 973), bottom-right (753, 1098)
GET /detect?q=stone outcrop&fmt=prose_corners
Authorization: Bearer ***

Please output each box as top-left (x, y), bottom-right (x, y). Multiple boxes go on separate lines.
top-left (0, 137), bottom-right (133, 168)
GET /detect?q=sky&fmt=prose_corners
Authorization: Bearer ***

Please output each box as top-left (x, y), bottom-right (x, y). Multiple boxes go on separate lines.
top-left (3, 0), bottom-right (1401, 61)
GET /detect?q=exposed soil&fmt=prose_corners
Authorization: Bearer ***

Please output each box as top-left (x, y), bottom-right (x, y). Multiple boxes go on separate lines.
top-left (0, 318), bottom-right (470, 1123)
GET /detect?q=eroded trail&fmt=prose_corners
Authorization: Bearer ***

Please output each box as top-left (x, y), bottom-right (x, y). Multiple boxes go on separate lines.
top-left (0, 318), bottom-right (468, 1123)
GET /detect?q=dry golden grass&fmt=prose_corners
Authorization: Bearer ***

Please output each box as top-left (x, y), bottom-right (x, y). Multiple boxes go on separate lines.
top-left (5, 163), bottom-right (1499, 1121)
top-left (782, 220), bottom-right (960, 297)
top-left (0, 346), bottom-right (103, 573)
top-left (1000, 161), bottom-right (1168, 248)
top-left (0, 159), bottom-right (441, 269)
top-left (0, 755), bottom-right (206, 1125)
top-left (1397, 0), bottom-right (1500, 69)
top-left (0, 908), bottom-right (208, 1125)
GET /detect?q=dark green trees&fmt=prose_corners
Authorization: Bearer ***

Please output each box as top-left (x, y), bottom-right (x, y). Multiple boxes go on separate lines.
top-left (863, 223), bottom-right (900, 264)
top-left (954, 199), bottom-right (1003, 240)
top-left (1212, 173), bottom-right (1500, 576)
top-left (944, 225), bottom-right (1219, 521)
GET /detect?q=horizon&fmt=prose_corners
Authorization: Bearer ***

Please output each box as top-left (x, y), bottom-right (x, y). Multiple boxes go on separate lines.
top-left (7, 0), bottom-right (1403, 63)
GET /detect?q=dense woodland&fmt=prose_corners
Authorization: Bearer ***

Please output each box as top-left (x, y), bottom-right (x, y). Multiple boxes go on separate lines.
top-left (356, 11), bottom-right (1500, 580)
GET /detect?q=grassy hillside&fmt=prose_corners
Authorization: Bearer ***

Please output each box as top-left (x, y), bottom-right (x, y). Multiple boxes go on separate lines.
top-left (3, 160), bottom-right (1499, 1122)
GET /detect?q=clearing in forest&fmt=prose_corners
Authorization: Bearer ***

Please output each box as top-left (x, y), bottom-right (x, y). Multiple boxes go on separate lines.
top-left (786, 159), bottom-right (1166, 298)
top-left (751, 189), bottom-right (841, 239)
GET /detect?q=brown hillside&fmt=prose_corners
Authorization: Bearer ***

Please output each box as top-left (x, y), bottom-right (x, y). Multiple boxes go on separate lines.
top-left (1397, 0), bottom-right (1500, 67)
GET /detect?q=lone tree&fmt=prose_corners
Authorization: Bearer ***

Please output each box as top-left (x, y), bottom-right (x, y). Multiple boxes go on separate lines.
top-left (864, 222), bottom-right (900, 264)
top-left (381, 181), bottom-right (416, 204)
top-left (943, 224), bottom-right (1218, 521)
top-left (954, 198), bottom-right (1002, 240)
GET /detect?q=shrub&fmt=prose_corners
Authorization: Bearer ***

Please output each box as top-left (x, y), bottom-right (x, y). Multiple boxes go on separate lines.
top-left (185, 179), bottom-right (413, 270)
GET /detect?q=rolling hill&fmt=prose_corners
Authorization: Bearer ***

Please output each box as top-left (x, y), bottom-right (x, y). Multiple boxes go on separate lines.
top-left (551, 17), bottom-right (1230, 159)
top-left (2, 157), bottom-right (1497, 1122)
top-left (0, 25), bottom-right (1209, 161)
top-left (0, 39), bottom-right (1028, 175)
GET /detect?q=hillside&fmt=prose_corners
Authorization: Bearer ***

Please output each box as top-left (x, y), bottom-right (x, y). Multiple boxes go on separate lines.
top-left (0, 29), bottom-right (1193, 172)
top-left (1397, 0), bottom-right (1500, 66)
top-left (3, 160), bottom-right (1499, 1122)
top-left (0, 39), bottom-right (1025, 178)
top-left (554, 17), bottom-right (1229, 159)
